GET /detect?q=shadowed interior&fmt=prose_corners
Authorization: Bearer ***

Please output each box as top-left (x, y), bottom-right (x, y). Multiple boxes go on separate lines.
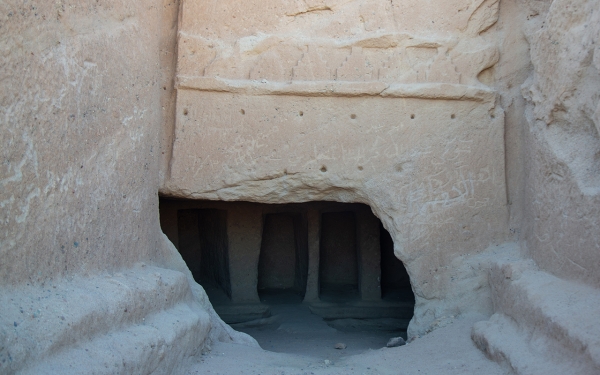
top-left (319, 211), bottom-right (359, 300)
top-left (159, 198), bottom-right (415, 354)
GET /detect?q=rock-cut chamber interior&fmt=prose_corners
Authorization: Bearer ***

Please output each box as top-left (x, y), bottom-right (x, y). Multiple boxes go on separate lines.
top-left (159, 198), bottom-right (415, 351)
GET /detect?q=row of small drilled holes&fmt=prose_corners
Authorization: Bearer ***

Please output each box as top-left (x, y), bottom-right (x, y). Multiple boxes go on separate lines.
top-left (237, 110), bottom-right (459, 120)
top-left (184, 108), bottom-right (496, 120)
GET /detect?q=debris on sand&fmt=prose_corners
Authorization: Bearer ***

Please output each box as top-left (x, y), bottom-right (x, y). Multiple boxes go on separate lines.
top-left (386, 337), bottom-right (406, 347)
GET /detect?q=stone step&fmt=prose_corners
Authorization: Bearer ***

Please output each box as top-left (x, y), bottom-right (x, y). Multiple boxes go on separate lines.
top-left (213, 303), bottom-right (271, 324)
top-left (0, 265), bottom-right (208, 373)
top-left (472, 312), bottom-right (592, 375)
top-left (472, 258), bottom-right (600, 374)
top-left (19, 302), bottom-right (211, 374)
top-left (308, 300), bottom-right (414, 320)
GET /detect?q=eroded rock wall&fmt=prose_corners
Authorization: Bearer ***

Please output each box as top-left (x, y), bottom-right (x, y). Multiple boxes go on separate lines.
top-left (519, 0), bottom-right (600, 288)
top-left (162, 0), bottom-right (513, 336)
top-left (3, 0), bottom-right (598, 372)
top-left (469, 2), bottom-right (600, 371)
top-left (0, 1), bottom-right (253, 373)
top-left (0, 1), bottom-right (164, 285)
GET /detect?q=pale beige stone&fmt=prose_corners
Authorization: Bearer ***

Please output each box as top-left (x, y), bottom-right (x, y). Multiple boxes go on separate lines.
top-left (0, 1), bottom-right (255, 373)
top-left (166, 0), bottom-right (509, 338)
top-left (1, 0), bottom-right (600, 373)
top-left (520, 0), bottom-right (600, 287)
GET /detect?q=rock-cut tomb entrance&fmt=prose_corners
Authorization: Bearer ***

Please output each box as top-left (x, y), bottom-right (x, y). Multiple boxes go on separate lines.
top-left (159, 198), bottom-right (415, 356)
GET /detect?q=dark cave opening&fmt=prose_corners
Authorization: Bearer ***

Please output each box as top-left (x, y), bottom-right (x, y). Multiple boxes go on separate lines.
top-left (159, 198), bottom-right (415, 354)
top-left (177, 208), bottom-right (231, 298)
top-left (257, 212), bottom-right (308, 299)
top-left (319, 211), bottom-right (360, 301)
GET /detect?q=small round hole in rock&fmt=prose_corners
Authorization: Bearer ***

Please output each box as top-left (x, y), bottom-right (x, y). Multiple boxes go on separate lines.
top-left (299, 111), bottom-right (303, 117)
top-left (183, 108), bottom-right (188, 116)
top-left (410, 114), bottom-right (415, 119)
top-left (350, 114), bottom-right (356, 119)
top-left (320, 166), bottom-right (327, 173)
top-left (358, 166), bottom-right (363, 171)
top-left (240, 109), bottom-right (245, 115)
top-left (451, 114), bottom-right (456, 119)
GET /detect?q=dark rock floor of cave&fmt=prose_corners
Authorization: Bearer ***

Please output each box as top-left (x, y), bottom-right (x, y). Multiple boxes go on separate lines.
top-left (231, 290), bottom-right (409, 360)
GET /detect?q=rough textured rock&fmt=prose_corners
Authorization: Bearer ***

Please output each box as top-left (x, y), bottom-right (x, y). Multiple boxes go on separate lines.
top-left (1, 0), bottom-right (162, 286)
top-left (468, 2), bottom-right (600, 371)
top-left (519, 0), bottom-right (600, 289)
top-left (471, 249), bottom-right (600, 374)
top-left (1, 0), bottom-right (599, 373)
top-left (0, 1), bottom-right (254, 373)
top-left (163, 0), bottom-right (511, 336)
top-left (386, 337), bottom-right (406, 348)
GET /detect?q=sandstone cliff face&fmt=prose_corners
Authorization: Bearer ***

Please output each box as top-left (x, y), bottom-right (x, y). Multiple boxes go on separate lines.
top-left (1, 0), bottom-right (599, 373)
top-left (162, 0), bottom-right (512, 337)
top-left (0, 1), bottom-right (164, 285)
top-left (0, 1), bottom-right (252, 373)
top-left (467, 3), bottom-right (600, 372)
top-left (520, 0), bottom-right (600, 288)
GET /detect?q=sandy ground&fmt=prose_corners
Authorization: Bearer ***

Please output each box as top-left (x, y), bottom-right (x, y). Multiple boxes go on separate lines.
top-left (185, 296), bottom-right (508, 375)
top-left (229, 291), bottom-right (409, 360)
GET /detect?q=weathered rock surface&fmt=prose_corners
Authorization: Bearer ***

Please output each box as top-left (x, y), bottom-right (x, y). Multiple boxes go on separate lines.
top-left (0, 265), bottom-right (210, 374)
top-left (519, 0), bottom-right (600, 289)
top-left (0, 1), bottom-right (254, 373)
top-left (386, 337), bottom-right (406, 348)
top-left (472, 251), bottom-right (600, 374)
top-left (1, 0), bottom-right (599, 373)
top-left (163, 0), bottom-right (511, 336)
top-left (475, 0), bottom-right (600, 373)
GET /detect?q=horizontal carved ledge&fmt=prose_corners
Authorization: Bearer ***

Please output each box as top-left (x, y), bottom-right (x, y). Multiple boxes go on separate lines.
top-left (176, 76), bottom-right (497, 102)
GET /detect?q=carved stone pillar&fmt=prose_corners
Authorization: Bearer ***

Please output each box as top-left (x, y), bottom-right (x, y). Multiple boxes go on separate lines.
top-left (303, 208), bottom-right (321, 303)
top-left (227, 205), bottom-right (262, 304)
top-left (356, 207), bottom-right (381, 302)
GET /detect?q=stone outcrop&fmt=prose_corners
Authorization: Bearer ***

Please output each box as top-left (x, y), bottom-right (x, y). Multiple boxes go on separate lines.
top-left (470, 0), bottom-right (600, 373)
top-left (0, 1), bottom-right (255, 373)
top-left (1, 0), bottom-right (599, 373)
top-left (520, 0), bottom-right (600, 288)
top-left (472, 249), bottom-right (600, 374)
top-left (163, 0), bottom-right (510, 337)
